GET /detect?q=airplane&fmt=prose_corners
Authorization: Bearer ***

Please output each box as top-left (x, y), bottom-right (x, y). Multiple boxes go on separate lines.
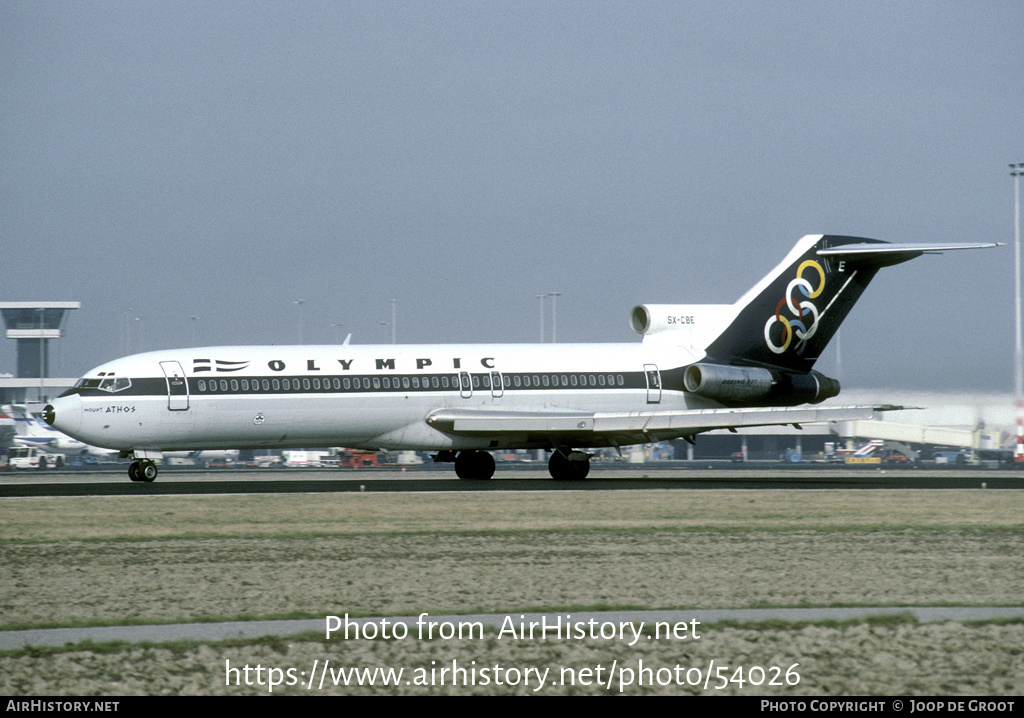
top-left (835, 439), bottom-right (885, 458)
top-left (0, 409), bottom-right (13, 451)
top-left (42, 234), bottom-right (999, 482)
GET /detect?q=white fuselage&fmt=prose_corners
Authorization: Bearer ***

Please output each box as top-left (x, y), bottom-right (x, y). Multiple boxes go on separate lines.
top-left (48, 341), bottom-right (711, 453)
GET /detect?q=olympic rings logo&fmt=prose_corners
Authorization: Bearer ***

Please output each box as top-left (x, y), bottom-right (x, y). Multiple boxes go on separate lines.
top-left (764, 260), bottom-right (826, 354)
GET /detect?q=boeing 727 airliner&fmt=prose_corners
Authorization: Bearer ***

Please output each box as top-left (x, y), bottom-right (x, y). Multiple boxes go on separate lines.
top-left (44, 234), bottom-right (997, 482)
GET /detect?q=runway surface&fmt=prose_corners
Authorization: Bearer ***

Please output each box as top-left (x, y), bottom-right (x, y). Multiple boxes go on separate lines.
top-left (2, 465), bottom-right (1022, 496)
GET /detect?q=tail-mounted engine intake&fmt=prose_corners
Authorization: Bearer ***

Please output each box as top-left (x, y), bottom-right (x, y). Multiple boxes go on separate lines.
top-left (629, 304), bottom-right (735, 347)
top-left (682, 362), bottom-right (840, 405)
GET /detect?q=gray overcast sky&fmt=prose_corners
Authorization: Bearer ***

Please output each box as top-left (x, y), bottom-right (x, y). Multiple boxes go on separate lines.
top-left (1, 1), bottom-right (1021, 392)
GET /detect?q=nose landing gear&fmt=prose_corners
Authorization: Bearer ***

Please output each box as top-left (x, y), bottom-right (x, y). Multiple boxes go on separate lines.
top-left (128, 460), bottom-right (158, 482)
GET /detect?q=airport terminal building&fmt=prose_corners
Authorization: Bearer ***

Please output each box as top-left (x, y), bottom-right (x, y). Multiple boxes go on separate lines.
top-left (688, 388), bottom-right (1015, 464)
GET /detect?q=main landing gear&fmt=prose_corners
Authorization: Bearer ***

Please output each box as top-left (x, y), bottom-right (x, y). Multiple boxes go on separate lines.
top-left (454, 450), bottom-right (496, 480)
top-left (548, 449), bottom-right (591, 480)
top-left (435, 449), bottom-right (591, 480)
top-left (431, 450), bottom-right (497, 479)
top-left (128, 460), bottom-right (158, 482)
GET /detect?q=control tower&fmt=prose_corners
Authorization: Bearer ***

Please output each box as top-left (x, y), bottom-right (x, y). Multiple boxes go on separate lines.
top-left (0, 301), bottom-right (80, 405)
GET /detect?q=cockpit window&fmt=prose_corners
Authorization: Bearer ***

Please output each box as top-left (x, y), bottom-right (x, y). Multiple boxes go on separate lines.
top-left (85, 375), bottom-right (132, 393)
top-left (101, 376), bottom-right (131, 393)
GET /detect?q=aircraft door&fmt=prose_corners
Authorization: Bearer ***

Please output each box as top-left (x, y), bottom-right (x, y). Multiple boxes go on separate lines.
top-left (644, 364), bottom-right (662, 404)
top-left (159, 361), bottom-right (190, 411)
top-left (458, 371), bottom-right (473, 399)
top-left (490, 371), bottom-right (504, 399)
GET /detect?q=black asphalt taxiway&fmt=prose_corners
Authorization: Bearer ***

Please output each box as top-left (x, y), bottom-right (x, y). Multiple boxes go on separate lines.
top-left (1, 466), bottom-right (1021, 496)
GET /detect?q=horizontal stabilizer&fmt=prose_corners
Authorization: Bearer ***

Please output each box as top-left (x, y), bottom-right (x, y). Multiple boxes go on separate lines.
top-left (817, 241), bottom-right (1002, 263)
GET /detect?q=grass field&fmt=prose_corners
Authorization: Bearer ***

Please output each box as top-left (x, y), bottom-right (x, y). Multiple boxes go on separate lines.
top-left (2, 488), bottom-right (1023, 695)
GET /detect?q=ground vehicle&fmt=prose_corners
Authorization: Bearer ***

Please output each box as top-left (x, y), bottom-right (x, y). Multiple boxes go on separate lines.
top-left (933, 450), bottom-right (969, 465)
top-left (337, 450), bottom-right (379, 469)
top-left (7, 446), bottom-right (65, 470)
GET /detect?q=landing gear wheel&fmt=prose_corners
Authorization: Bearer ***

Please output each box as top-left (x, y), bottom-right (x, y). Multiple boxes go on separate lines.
top-left (454, 450), bottom-right (495, 480)
top-left (129, 460), bottom-right (158, 482)
top-left (548, 450), bottom-right (590, 480)
top-left (140, 461), bottom-right (158, 482)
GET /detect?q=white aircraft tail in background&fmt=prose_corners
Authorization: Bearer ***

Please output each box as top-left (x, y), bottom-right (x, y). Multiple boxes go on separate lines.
top-left (5, 404), bottom-right (117, 457)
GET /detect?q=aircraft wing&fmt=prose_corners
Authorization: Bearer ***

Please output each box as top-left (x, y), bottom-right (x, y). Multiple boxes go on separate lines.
top-left (426, 404), bottom-right (900, 443)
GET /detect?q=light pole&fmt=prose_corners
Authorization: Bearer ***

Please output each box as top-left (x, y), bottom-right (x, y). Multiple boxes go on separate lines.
top-left (390, 299), bottom-right (397, 345)
top-left (122, 308), bottom-right (133, 355)
top-left (548, 292), bottom-right (561, 343)
top-left (536, 295), bottom-right (545, 342)
top-left (134, 316), bottom-right (143, 353)
top-left (37, 308), bottom-right (45, 402)
top-left (294, 300), bottom-right (306, 344)
top-left (1011, 163), bottom-right (1024, 462)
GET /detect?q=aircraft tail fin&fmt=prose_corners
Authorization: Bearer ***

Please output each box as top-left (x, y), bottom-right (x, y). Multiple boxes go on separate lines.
top-left (703, 234), bottom-right (999, 373)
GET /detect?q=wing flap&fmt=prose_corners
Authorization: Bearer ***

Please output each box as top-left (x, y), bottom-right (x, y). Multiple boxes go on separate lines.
top-left (426, 405), bottom-right (897, 438)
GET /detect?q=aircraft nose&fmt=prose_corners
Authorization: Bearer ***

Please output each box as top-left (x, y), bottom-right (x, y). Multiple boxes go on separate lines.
top-left (44, 395), bottom-right (82, 436)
